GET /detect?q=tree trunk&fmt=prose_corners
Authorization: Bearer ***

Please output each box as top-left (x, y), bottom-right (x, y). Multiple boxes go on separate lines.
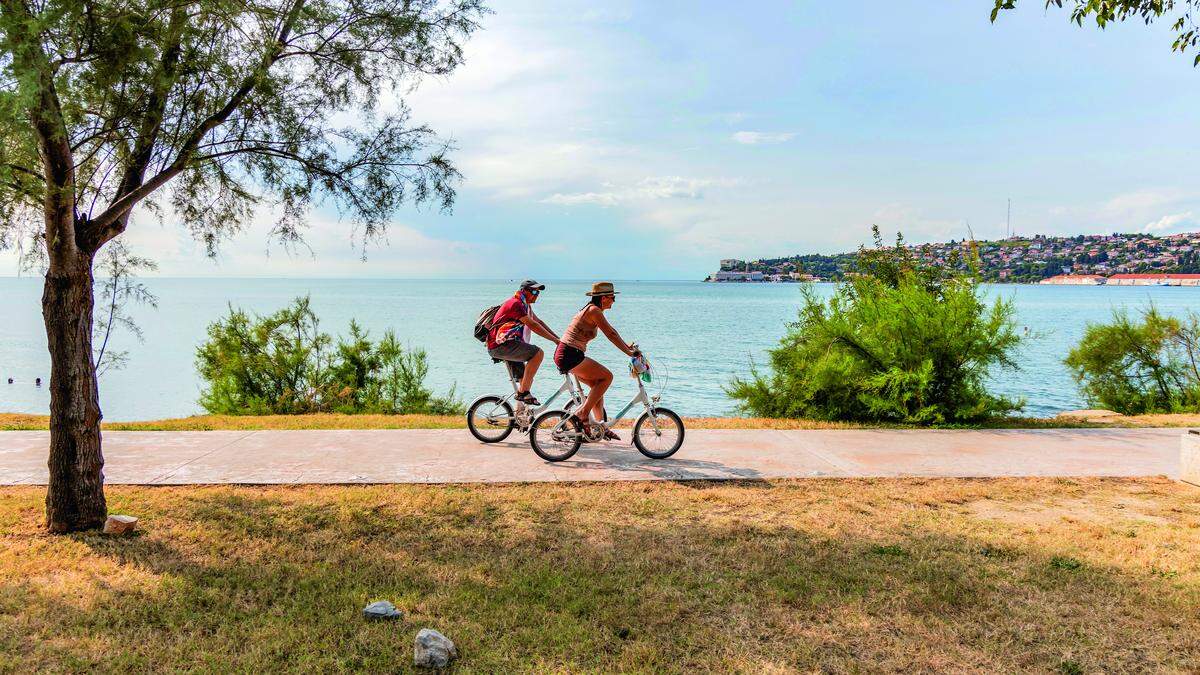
top-left (42, 250), bottom-right (106, 532)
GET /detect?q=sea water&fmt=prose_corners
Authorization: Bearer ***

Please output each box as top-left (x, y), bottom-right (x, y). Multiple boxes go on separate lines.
top-left (1, 277), bottom-right (1196, 420)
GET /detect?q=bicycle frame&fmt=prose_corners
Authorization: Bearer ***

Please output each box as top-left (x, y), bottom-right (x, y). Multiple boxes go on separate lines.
top-left (552, 371), bottom-right (663, 440)
top-left (606, 377), bottom-right (659, 428)
top-left (513, 373), bottom-right (584, 417)
top-left (472, 371), bottom-right (587, 428)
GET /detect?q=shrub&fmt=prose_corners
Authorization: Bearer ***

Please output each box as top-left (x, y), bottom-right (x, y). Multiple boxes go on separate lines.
top-left (197, 297), bottom-right (463, 416)
top-left (727, 228), bottom-right (1024, 425)
top-left (1064, 306), bottom-right (1200, 415)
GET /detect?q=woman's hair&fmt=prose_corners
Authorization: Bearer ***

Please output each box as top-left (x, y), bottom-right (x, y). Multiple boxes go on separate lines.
top-left (589, 295), bottom-right (605, 307)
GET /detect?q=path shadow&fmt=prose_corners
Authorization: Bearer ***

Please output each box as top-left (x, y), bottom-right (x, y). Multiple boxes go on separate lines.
top-left (484, 437), bottom-right (765, 482)
top-left (550, 443), bottom-right (765, 482)
top-left (466, 432), bottom-right (765, 483)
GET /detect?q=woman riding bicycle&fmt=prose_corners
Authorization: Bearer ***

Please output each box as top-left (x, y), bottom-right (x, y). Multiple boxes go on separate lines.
top-left (553, 281), bottom-right (640, 440)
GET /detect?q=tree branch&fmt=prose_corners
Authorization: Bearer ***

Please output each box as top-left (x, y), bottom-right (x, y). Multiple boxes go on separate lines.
top-left (86, 0), bottom-right (308, 245)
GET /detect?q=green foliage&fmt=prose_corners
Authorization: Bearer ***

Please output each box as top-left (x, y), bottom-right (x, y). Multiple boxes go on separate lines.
top-left (728, 227), bottom-right (1024, 425)
top-left (196, 297), bottom-right (462, 415)
top-left (991, 1), bottom-right (1200, 66)
top-left (1064, 306), bottom-right (1200, 414)
top-left (1049, 556), bottom-right (1083, 571)
top-left (0, 0), bottom-right (487, 256)
top-left (1057, 661), bottom-right (1085, 675)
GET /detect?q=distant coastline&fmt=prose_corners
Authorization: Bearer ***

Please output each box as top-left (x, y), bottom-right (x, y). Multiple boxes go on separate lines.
top-left (704, 271), bottom-right (1200, 287)
top-left (706, 231), bottom-right (1200, 284)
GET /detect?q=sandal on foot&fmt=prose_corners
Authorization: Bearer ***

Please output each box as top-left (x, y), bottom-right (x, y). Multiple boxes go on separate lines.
top-left (515, 390), bottom-right (541, 406)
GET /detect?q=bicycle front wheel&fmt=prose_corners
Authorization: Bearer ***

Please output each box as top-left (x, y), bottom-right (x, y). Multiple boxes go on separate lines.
top-left (529, 410), bottom-right (582, 462)
top-left (467, 396), bottom-right (515, 443)
top-left (633, 408), bottom-right (685, 459)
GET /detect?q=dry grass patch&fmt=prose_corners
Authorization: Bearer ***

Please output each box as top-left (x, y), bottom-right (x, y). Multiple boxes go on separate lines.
top-left (2, 478), bottom-right (1199, 672)
top-left (1110, 412), bottom-right (1200, 428)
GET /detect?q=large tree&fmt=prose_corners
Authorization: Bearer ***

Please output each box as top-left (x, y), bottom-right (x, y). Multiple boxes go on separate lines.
top-left (991, 1), bottom-right (1200, 64)
top-left (0, 0), bottom-right (485, 532)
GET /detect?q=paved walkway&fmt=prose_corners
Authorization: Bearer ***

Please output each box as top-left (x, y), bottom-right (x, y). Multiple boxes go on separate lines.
top-left (0, 428), bottom-right (1185, 485)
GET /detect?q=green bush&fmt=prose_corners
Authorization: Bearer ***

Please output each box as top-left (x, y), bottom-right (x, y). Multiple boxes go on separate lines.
top-left (196, 297), bottom-right (463, 415)
top-left (727, 228), bottom-right (1024, 425)
top-left (1064, 306), bottom-right (1200, 415)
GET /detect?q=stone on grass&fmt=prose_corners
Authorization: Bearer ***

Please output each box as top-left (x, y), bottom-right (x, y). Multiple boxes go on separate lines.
top-left (362, 600), bottom-right (402, 621)
top-left (414, 628), bottom-right (456, 668)
top-left (103, 514), bottom-right (138, 535)
top-left (1182, 429), bottom-right (1200, 487)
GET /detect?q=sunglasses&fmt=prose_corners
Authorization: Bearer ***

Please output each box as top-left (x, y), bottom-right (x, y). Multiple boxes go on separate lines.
top-left (527, 289), bottom-right (540, 296)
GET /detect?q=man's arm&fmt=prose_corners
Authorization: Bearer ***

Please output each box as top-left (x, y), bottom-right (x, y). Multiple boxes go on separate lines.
top-left (520, 313), bottom-right (560, 344)
top-left (536, 315), bottom-right (559, 341)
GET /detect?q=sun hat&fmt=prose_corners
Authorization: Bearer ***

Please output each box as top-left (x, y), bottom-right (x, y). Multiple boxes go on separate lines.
top-left (585, 281), bottom-right (619, 296)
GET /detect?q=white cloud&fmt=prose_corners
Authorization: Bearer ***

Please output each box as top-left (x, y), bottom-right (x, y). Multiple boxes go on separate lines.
top-left (1143, 211), bottom-right (1196, 233)
top-left (731, 131), bottom-right (796, 145)
top-left (461, 139), bottom-right (639, 201)
top-left (111, 202), bottom-right (494, 277)
top-left (1047, 188), bottom-right (1200, 237)
top-left (541, 176), bottom-right (740, 207)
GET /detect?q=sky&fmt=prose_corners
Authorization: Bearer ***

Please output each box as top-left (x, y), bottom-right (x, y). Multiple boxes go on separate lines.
top-left (4, 0), bottom-right (1200, 279)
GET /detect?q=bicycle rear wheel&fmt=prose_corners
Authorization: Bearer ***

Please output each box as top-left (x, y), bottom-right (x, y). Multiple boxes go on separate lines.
top-left (529, 410), bottom-right (582, 462)
top-left (467, 396), bottom-right (515, 443)
top-left (633, 408), bottom-right (684, 459)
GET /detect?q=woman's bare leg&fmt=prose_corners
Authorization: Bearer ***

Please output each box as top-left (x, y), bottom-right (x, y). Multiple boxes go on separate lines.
top-left (576, 377), bottom-right (605, 422)
top-left (569, 357), bottom-right (612, 423)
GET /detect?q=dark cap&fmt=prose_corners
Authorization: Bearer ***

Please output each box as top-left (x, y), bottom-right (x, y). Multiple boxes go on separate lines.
top-left (519, 279), bottom-right (546, 291)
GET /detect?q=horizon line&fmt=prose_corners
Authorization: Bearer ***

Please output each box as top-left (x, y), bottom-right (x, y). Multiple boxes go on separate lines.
top-left (0, 275), bottom-right (705, 282)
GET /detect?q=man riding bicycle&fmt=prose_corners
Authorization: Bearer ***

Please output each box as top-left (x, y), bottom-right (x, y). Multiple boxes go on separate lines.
top-left (487, 279), bottom-right (561, 405)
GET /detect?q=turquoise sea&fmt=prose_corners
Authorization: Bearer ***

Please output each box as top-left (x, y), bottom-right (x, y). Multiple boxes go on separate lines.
top-left (1, 277), bottom-right (1197, 421)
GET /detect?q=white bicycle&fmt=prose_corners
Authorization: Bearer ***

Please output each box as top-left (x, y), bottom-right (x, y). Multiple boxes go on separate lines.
top-left (528, 353), bottom-right (684, 462)
top-left (466, 365), bottom-right (590, 443)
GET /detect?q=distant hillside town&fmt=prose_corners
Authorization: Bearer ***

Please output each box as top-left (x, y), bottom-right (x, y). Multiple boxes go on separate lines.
top-left (706, 231), bottom-right (1200, 284)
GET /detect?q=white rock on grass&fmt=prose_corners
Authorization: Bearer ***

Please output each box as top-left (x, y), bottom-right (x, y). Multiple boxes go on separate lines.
top-left (414, 628), bottom-right (456, 669)
top-left (103, 514), bottom-right (138, 535)
top-left (362, 600), bottom-right (402, 621)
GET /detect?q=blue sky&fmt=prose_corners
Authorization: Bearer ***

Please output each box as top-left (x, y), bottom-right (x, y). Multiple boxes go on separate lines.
top-left (5, 0), bottom-right (1200, 279)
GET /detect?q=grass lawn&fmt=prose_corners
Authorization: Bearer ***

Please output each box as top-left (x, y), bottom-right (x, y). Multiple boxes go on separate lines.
top-left (2, 478), bottom-right (1198, 671)
top-left (5, 411), bottom-right (1197, 431)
